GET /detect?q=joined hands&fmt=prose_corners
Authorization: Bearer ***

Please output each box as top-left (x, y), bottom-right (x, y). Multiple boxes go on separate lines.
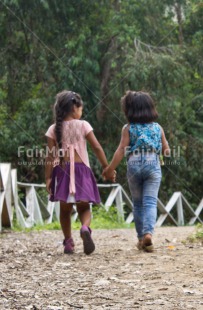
top-left (102, 166), bottom-right (117, 183)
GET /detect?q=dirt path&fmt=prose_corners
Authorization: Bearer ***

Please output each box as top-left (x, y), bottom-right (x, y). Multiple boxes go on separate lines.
top-left (0, 227), bottom-right (203, 310)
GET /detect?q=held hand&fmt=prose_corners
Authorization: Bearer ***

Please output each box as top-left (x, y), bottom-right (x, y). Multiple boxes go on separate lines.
top-left (102, 166), bottom-right (116, 182)
top-left (46, 178), bottom-right (52, 195)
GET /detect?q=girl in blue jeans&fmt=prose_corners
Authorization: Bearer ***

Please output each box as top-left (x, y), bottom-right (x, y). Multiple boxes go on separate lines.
top-left (103, 91), bottom-right (170, 252)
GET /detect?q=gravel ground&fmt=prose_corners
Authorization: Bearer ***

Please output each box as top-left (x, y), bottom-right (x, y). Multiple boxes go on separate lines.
top-left (0, 226), bottom-right (203, 310)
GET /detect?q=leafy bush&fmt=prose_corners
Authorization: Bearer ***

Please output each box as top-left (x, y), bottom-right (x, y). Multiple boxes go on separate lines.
top-left (188, 224), bottom-right (203, 243)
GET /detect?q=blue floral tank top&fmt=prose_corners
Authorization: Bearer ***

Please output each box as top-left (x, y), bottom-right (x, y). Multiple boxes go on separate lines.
top-left (128, 122), bottom-right (162, 155)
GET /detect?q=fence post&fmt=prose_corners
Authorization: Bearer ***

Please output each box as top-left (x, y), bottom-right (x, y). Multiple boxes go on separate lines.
top-left (115, 185), bottom-right (124, 221)
top-left (0, 163), bottom-right (12, 231)
top-left (177, 195), bottom-right (184, 225)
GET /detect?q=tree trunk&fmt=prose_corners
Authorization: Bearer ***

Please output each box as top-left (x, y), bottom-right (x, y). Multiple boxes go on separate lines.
top-left (97, 36), bottom-right (117, 122)
top-left (175, 2), bottom-right (184, 46)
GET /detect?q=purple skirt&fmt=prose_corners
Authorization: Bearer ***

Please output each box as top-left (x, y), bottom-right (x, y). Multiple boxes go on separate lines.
top-left (50, 162), bottom-right (101, 204)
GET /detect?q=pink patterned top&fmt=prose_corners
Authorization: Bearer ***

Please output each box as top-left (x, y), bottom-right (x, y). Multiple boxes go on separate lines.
top-left (45, 119), bottom-right (93, 194)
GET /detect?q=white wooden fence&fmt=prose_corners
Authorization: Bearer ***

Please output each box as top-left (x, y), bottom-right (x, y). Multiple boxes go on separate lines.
top-left (0, 163), bottom-right (202, 230)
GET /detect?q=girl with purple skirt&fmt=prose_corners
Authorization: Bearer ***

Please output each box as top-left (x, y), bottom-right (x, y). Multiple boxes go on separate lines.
top-left (45, 90), bottom-right (111, 255)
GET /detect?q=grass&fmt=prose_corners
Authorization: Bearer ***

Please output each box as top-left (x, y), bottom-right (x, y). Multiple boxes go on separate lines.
top-left (13, 221), bottom-right (62, 232)
top-left (10, 205), bottom-right (134, 233)
top-left (187, 224), bottom-right (203, 243)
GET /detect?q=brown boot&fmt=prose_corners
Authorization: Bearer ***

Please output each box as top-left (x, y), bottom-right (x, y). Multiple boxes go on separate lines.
top-left (143, 234), bottom-right (154, 252)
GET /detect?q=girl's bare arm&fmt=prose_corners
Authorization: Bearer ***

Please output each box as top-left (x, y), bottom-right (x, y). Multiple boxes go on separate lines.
top-left (160, 126), bottom-right (170, 156)
top-left (103, 125), bottom-right (130, 177)
top-left (45, 137), bottom-right (56, 193)
top-left (86, 131), bottom-right (108, 169)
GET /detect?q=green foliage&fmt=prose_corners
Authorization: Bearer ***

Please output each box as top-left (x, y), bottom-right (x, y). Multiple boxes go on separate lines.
top-left (13, 221), bottom-right (61, 232)
top-left (12, 205), bottom-right (133, 232)
top-left (0, 0), bottom-right (202, 206)
top-left (187, 224), bottom-right (203, 243)
top-left (88, 205), bottom-right (132, 229)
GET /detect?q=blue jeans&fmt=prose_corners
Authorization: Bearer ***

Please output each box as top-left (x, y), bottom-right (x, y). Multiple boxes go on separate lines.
top-left (127, 153), bottom-right (162, 239)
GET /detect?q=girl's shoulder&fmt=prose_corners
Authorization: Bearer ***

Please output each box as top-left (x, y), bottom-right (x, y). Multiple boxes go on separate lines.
top-left (73, 119), bottom-right (93, 137)
top-left (121, 124), bottom-right (130, 134)
top-left (81, 119), bottom-right (92, 126)
top-left (144, 122), bottom-right (162, 133)
top-left (151, 123), bottom-right (162, 138)
top-left (48, 123), bottom-right (56, 129)
top-left (153, 122), bottom-right (162, 131)
top-left (81, 120), bottom-right (93, 136)
top-left (123, 124), bottom-right (129, 130)
top-left (45, 123), bottom-right (56, 140)
top-left (153, 122), bottom-right (160, 125)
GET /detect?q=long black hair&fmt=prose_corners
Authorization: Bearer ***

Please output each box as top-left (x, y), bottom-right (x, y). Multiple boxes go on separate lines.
top-left (54, 90), bottom-right (83, 164)
top-left (121, 90), bottom-right (158, 123)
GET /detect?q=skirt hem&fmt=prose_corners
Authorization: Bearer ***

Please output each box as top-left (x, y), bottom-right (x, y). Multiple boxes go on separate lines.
top-left (50, 196), bottom-right (101, 204)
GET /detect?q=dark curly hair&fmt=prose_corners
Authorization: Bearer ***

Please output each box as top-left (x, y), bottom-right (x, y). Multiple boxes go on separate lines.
top-left (54, 90), bottom-right (83, 164)
top-left (121, 90), bottom-right (158, 123)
